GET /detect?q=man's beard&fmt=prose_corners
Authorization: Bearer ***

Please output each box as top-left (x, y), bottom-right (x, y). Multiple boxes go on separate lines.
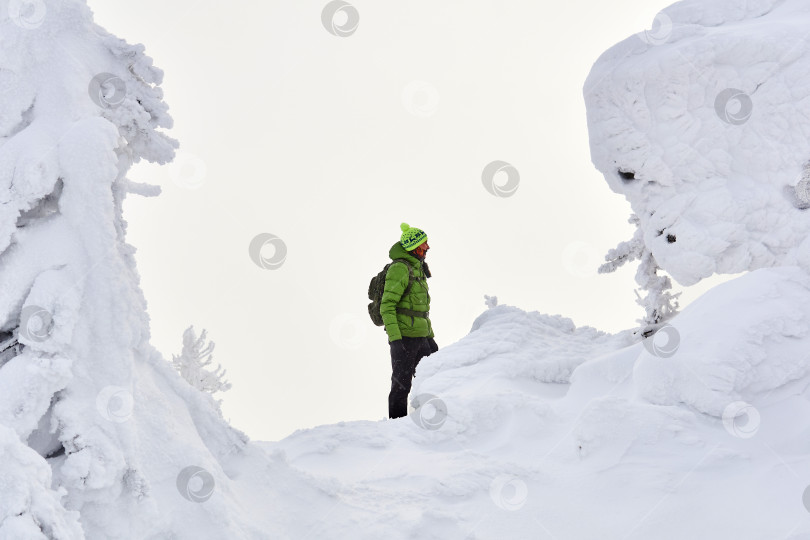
top-left (412, 248), bottom-right (430, 277)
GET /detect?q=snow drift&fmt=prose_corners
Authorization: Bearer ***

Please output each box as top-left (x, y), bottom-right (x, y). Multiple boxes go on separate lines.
top-left (266, 268), bottom-right (810, 538)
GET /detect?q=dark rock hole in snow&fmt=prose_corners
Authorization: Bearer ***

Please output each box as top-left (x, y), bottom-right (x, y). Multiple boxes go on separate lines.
top-left (45, 445), bottom-right (66, 459)
top-left (617, 169), bottom-right (636, 181)
top-left (667, 234), bottom-right (676, 243)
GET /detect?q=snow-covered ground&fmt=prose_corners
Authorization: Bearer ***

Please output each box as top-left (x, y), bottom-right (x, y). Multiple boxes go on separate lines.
top-left (260, 269), bottom-right (810, 538)
top-left (4, 0), bottom-right (810, 538)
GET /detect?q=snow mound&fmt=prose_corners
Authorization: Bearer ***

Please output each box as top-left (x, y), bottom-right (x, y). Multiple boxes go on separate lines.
top-left (266, 271), bottom-right (810, 537)
top-left (410, 307), bottom-right (629, 443)
top-left (584, 0), bottom-right (810, 286)
top-left (631, 266), bottom-right (810, 416)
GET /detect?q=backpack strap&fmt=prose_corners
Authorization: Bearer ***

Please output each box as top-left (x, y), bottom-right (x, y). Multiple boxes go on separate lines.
top-left (396, 307), bottom-right (429, 318)
top-left (391, 258), bottom-right (415, 296)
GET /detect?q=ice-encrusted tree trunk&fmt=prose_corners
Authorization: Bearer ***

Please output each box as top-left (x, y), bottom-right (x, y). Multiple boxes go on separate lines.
top-left (0, 1), bottom-right (255, 537)
top-left (600, 215), bottom-right (681, 334)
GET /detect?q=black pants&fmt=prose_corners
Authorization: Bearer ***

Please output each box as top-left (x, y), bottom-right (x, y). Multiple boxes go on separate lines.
top-left (388, 336), bottom-right (434, 419)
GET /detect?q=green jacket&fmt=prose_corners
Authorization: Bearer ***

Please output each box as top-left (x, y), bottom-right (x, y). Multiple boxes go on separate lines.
top-left (381, 242), bottom-right (434, 342)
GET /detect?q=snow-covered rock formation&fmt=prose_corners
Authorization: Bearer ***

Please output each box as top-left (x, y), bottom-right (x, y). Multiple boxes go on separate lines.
top-left (585, 0), bottom-right (810, 286)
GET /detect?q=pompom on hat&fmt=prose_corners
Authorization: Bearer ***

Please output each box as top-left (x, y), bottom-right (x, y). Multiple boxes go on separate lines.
top-left (399, 222), bottom-right (427, 251)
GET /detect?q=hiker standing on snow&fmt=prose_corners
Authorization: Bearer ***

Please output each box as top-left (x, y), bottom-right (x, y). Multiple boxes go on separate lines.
top-left (381, 223), bottom-right (438, 419)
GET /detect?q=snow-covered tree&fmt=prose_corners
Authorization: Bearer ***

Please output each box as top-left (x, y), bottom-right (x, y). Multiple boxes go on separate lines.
top-left (172, 326), bottom-right (232, 399)
top-left (0, 1), bottom-right (263, 537)
top-left (600, 215), bottom-right (681, 334)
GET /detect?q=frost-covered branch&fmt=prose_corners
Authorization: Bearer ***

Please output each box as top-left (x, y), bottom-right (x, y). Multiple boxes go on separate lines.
top-left (598, 214), bottom-right (644, 274)
top-left (601, 214), bottom-right (681, 332)
top-left (172, 326), bottom-right (232, 400)
top-left (633, 251), bottom-right (681, 331)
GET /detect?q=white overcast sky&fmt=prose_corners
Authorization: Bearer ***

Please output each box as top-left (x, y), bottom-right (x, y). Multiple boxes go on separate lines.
top-left (88, 0), bottom-right (730, 442)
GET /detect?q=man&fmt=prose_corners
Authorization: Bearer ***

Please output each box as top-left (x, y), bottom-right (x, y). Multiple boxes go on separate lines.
top-left (381, 222), bottom-right (439, 419)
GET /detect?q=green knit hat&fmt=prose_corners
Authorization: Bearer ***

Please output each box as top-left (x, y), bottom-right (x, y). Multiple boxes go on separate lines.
top-left (399, 222), bottom-right (427, 251)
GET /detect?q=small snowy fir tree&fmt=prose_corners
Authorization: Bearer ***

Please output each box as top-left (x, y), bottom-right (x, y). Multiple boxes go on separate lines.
top-left (172, 326), bottom-right (232, 398)
top-left (600, 214), bottom-right (681, 335)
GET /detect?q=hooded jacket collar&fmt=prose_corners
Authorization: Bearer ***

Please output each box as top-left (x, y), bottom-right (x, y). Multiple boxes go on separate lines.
top-left (388, 242), bottom-right (431, 277)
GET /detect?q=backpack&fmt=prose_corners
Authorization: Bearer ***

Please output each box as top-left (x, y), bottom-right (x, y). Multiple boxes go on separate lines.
top-left (367, 259), bottom-right (415, 326)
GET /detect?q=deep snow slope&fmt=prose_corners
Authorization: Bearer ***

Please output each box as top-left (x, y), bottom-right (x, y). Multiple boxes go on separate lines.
top-left (264, 268), bottom-right (810, 539)
top-left (584, 0), bottom-right (810, 286)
